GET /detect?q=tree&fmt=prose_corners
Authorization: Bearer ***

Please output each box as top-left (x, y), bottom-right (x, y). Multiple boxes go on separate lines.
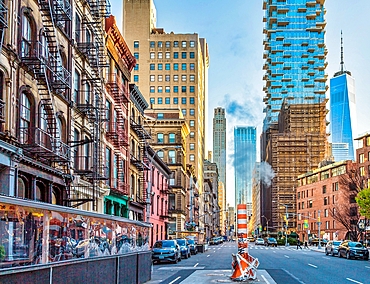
top-left (329, 162), bottom-right (364, 241)
top-left (356, 187), bottom-right (370, 219)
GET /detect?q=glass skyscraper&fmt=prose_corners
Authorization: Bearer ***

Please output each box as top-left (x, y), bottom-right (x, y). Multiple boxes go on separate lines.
top-left (262, 0), bottom-right (327, 130)
top-left (330, 34), bottom-right (356, 161)
top-left (234, 126), bottom-right (256, 214)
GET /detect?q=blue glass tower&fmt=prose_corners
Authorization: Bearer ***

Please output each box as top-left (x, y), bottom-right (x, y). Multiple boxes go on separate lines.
top-left (234, 126), bottom-right (256, 213)
top-left (330, 33), bottom-right (357, 161)
top-left (262, 0), bottom-right (327, 130)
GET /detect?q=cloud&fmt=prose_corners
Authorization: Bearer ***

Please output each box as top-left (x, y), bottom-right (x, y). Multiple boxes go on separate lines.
top-left (259, 161), bottom-right (275, 187)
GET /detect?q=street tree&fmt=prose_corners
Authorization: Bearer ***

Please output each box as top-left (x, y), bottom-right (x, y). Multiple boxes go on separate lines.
top-left (356, 187), bottom-right (370, 219)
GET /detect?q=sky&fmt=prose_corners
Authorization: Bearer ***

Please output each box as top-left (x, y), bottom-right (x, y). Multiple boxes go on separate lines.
top-left (111, 0), bottom-right (370, 206)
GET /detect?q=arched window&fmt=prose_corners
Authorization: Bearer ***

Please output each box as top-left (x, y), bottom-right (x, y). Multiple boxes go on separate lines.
top-left (52, 190), bottom-right (58, 205)
top-left (17, 177), bottom-right (27, 199)
top-left (73, 70), bottom-right (80, 104)
top-left (0, 72), bottom-right (4, 125)
top-left (21, 14), bottom-right (32, 57)
top-left (35, 184), bottom-right (42, 202)
top-left (19, 92), bottom-right (31, 144)
top-left (85, 82), bottom-right (91, 104)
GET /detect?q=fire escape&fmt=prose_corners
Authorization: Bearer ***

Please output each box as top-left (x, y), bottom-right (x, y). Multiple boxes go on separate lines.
top-left (69, 0), bottom-right (110, 209)
top-left (106, 73), bottom-right (130, 195)
top-left (19, 0), bottom-right (71, 165)
top-left (0, 0), bottom-right (8, 124)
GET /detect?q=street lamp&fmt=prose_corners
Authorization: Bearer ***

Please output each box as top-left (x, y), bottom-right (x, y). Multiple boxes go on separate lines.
top-left (261, 215), bottom-right (269, 236)
top-left (273, 201), bottom-right (289, 247)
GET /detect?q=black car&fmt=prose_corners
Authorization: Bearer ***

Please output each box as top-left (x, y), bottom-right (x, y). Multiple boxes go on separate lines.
top-left (338, 241), bottom-right (369, 260)
top-left (264, 237), bottom-right (277, 247)
top-left (187, 239), bottom-right (198, 255)
top-left (176, 239), bottom-right (191, 259)
top-left (325, 240), bottom-right (342, 256)
top-left (152, 240), bottom-right (182, 264)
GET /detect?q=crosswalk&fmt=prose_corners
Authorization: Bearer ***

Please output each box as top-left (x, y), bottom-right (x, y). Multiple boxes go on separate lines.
top-left (218, 244), bottom-right (311, 251)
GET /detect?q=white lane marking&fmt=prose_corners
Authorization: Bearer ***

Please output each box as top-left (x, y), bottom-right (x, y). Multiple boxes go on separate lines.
top-left (218, 248), bottom-right (221, 250)
top-left (261, 274), bottom-right (271, 284)
top-left (282, 269), bottom-right (306, 284)
top-left (284, 255), bottom-right (290, 258)
top-left (273, 251), bottom-right (276, 254)
top-left (169, 276), bottom-right (181, 284)
top-left (346, 278), bottom-right (363, 284)
top-left (308, 263), bottom-right (317, 268)
top-left (322, 257), bottom-right (330, 260)
top-left (194, 263), bottom-right (199, 267)
top-left (207, 254), bottom-right (210, 257)
top-left (365, 266), bottom-right (370, 269)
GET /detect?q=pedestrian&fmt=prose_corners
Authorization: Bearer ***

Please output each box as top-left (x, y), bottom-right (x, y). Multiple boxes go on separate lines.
top-left (304, 240), bottom-right (308, 249)
top-left (296, 238), bottom-right (302, 250)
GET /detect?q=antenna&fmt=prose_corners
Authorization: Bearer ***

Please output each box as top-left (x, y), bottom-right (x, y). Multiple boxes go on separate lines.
top-left (340, 30), bottom-right (344, 73)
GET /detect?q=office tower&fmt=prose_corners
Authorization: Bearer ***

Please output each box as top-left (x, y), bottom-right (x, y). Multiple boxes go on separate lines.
top-left (234, 126), bottom-right (256, 216)
top-left (122, 0), bottom-right (209, 192)
top-left (262, 0), bottom-right (327, 129)
top-left (330, 33), bottom-right (357, 161)
top-left (261, 0), bottom-right (329, 232)
top-left (213, 107), bottom-right (226, 194)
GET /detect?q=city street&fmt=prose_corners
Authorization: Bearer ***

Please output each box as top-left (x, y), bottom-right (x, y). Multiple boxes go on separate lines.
top-left (147, 242), bottom-right (370, 284)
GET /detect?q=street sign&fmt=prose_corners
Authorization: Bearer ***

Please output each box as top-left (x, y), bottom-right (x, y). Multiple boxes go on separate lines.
top-left (358, 220), bottom-right (365, 231)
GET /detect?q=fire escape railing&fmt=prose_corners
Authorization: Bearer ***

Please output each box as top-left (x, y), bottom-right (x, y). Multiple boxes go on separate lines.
top-left (0, 1), bottom-right (8, 54)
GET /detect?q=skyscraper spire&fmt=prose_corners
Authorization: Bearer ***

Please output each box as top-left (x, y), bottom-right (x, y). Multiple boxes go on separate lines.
top-left (340, 30), bottom-right (344, 73)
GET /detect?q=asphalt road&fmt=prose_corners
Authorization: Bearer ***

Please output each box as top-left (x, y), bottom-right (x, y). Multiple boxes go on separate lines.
top-left (146, 242), bottom-right (370, 284)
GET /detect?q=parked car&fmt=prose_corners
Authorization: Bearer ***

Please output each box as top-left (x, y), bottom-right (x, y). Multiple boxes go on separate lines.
top-left (186, 238), bottom-right (198, 255)
top-left (176, 239), bottom-right (191, 259)
top-left (152, 240), bottom-right (182, 264)
top-left (338, 241), bottom-right (369, 260)
top-left (210, 237), bottom-right (222, 245)
top-left (309, 238), bottom-right (328, 246)
top-left (325, 240), bottom-right (342, 256)
top-left (255, 238), bottom-right (265, 246)
top-left (264, 237), bottom-right (277, 247)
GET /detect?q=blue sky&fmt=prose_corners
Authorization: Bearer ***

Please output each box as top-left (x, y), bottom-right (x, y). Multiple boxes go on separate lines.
top-left (112, 0), bottom-right (370, 206)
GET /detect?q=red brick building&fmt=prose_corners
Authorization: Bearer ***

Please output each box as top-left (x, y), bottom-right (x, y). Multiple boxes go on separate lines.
top-left (296, 160), bottom-right (355, 242)
top-left (355, 132), bottom-right (370, 188)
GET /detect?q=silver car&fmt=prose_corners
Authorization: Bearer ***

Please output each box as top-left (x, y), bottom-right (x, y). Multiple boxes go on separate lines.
top-left (255, 238), bottom-right (265, 245)
top-left (325, 240), bottom-right (342, 256)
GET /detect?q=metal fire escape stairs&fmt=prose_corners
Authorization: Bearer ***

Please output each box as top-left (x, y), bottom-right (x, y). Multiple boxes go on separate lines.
top-left (20, 1), bottom-right (71, 165)
top-left (0, 0), bottom-right (8, 55)
top-left (68, 0), bottom-right (111, 209)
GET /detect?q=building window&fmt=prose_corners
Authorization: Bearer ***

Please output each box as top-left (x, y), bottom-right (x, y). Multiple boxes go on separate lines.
top-left (173, 86), bottom-right (178, 93)
top-left (190, 86), bottom-right (195, 93)
top-left (322, 185), bottom-right (326, 194)
top-left (150, 64), bottom-right (155, 70)
top-left (134, 52), bottom-right (139, 59)
top-left (106, 147), bottom-right (112, 186)
top-left (359, 153), bottom-right (365, 163)
top-left (324, 209), bottom-right (328, 217)
top-left (360, 166), bottom-right (365, 176)
top-left (134, 75), bottom-right (139, 82)
top-left (158, 41), bottom-right (163, 48)
top-left (158, 52), bottom-right (163, 59)
top-left (165, 75), bottom-right (170, 81)
top-left (165, 86), bottom-right (170, 93)
top-left (190, 41), bottom-right (195, 47)
top-left (173, 52), bottom-right (178, 59)
top-left (168, 150), bottom-right (176, 163)
top-left (169, 133), bottom-right (175, 143)
top-left (181, 52), bottom-right (186, 59)
top-left (165, 52), bottom-right (170, 59)
top-left (182, 109), bottom-right (186, 116)
top-left (157, 113), bottom-right (164, 119)
top-left (190, 143), bottom-right (195, 150)
top-left (189, 109), bottom-right (195, 116)
top-left (134, 41), bottom-right (139, 48)
top-left (174, 63), bottom-right (179, 71)
top-left (150, 86), bottom-right (155, 93)
top-left (181, 97), bottom-right (187, 104)
top-left (173, 75), bottom-right (179, 81)
top-left (190, 63), bottom-right (195, 70)
top-left (158, 75), bottom-right (163, 82)
top-left (157, 97), bottom-right (163, 104)
top-left (182, 75), bottom-right (187, 82)
top-left (190, 154), bottom-right (195, 161)
top-left (157, 133), bottom-right (164, 143)
top-left (333, 182), bottom-right (338, 191)
top-left (165, 63), bottom-right (170, 70)
top-left (182, 41), bottom-right (187, 48)
top-left (150, 41), bottom-right (155, 48)
top-left (73, 70), bottom-right (80, 103)
top-left (190, 97), bottom-right (195, 104)
top-left (181, 86), bottom-right (186, 93)
top-left (174, 41), bottom-right (179, 47)
top-left (134, 64), bottom-right (139, 71)
top-left (182, 63), bottom-right (187, 70)
top-left (158, 150), bottom-right (164, 159)
top-left (367, 137), bottom-right (370, 146)
top-left (165, 41), bottom-right (170, 48)
top-left (324, 197), bottom-right (328, 205)
top-left (150, 52), bottom-right (155, 59)
top-left (165, 97), bottom-right (170, 104)
top-left (190, 52), bottom-right (195, 58)
top-left (190, 75), bottom-right (195, 82)
top-left (150, 98), bottom-right (155, 104)
top-left (190, 120), bottom-right (195, 127)
top-left (19, 92), bottom-right (32, 144)
top-left (150, 75), bottom-right (155, 82)
top-left (158, 64), bottom-right (163, 70)
top-left (173, 98), bottom-right (178, 104)
top-left (158, 86), bottom-right (163, 93)
top-left (190, 131), bottom-right (195, 138)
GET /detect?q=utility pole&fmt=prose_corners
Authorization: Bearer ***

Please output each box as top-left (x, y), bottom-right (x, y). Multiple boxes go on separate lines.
top-left (189, 176), bottom-right (193, 228)
top-left (318, 210), bottom-right (322, 249)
